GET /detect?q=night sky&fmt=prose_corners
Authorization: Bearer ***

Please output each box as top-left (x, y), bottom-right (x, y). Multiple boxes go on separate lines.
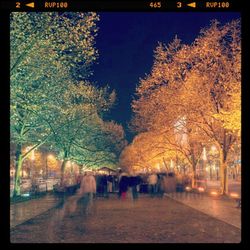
top-left (90, 12), bottom-right (240, 142)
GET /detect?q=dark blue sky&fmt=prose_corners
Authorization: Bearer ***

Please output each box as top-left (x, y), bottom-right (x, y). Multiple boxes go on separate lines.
top-left (90, 12), bottom-right (240, 142)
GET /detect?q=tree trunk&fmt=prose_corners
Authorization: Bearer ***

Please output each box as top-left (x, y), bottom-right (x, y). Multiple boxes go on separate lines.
top-left (13, 145), bottom-right (23, 197)
top-left (162, 158), bottom-right (169, 172)
top-left (191, 163), bottom-right (196, 188)
top-left (224, 167), bottom-right (228, 194)
top-left (219, 156), bottom-right (228, 195)
top-left (60, 150), bottom-right (68, 186)
top-left (60, 160), bottom-right (66, 187)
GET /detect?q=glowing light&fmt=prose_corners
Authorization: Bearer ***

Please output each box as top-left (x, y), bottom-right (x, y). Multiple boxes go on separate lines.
top-left (25, 146), bottom-right (35, 160)
top-left (210, 191), bottom-right (218, 196)
top-left (22, 170), bottom-right (28, 177)
top-left (25, 146), bottom-right (32, 152)
top-left (157, 163), bottom-right (160, 171)
top-left (230, 192), bottom-right (239, 198)
top-left (170, 159), bottom-right (174, 168)
top-left (21, 193), bottom-right (30, 197)
top-left (185, 186), bottom-right (191, 191)
top-left (30, 151), bottom-right (35, 161)
top-left (47, 154), bottom-right (54, 160)
top-left (198, 187), bottom-right (205, 192)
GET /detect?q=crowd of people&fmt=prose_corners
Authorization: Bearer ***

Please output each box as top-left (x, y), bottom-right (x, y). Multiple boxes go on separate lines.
top-left (59, 170), bottom-right (192, 214)
top-left (57, 170), bottom-right (193, 195)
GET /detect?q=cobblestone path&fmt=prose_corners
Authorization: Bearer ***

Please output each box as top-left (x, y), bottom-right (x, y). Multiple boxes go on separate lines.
top-left (10, 195), bottom-right (240, 243)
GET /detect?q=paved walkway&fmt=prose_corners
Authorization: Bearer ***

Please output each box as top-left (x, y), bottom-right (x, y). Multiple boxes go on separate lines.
top-left (10, 195), bottom-right (241, 243)
top-left (10, 194), bottom-right (62, 228)
top-left (10, 191), bottom-right (241, 230)
top-left (165, 192), bottom-right (241, 229)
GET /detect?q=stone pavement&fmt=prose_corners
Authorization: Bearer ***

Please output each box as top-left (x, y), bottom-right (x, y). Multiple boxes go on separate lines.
top-left (10, 195), bottom-right (241, 243)
top-left (165, 192), bottom-right (241, 229)
top-left (10, 193), bottom-right (62, 228)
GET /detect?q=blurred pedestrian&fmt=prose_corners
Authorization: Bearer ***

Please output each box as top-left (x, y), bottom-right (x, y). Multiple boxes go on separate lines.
top-left (148, 173), bottom-right (158, 197)
top-left (164, 172), bottom-right (176, 193)
top-left (118, 171), bottom-right (129, 200)
top-left (100, 174), bottom-right (108, 198)
top-left (78, 171), bottom-right (97, 213)
top-left (62, 171), bottom-right (96, 217)
top-left (130, 175), bottom-right (141, 200)
top-left (107, 175), bottom-right (113, 193)
top-left (157, 173), bottom-right (165, 198)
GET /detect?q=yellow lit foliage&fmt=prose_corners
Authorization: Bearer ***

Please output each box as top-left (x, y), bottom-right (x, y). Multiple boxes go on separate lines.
top-left (131, 19), bottom-right (241, 194)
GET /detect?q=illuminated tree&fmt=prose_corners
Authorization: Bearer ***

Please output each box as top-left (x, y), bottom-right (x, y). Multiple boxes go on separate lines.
top-left (183, 19), bottom-right (241, 194)
top-left (119, 130), bottom-right (189, 175)
top-left (10, 12), bottom-right (99, 196)
top-left (214, 87), bottom-right (241, 136)
top-left (48, 84), bottom-right (126, 184)
top-left (131, 19), bottom-right (241, 194)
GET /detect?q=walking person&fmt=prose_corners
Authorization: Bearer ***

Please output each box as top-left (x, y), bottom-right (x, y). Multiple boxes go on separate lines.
top-left (148, 172), bottom-right (158, 197)
top-left (130, 174), bottom-right (142, 201)
top-left (157, 173), bottom-right (165, 198)
top-left (53, 171), bottom-right (96, 237)
top-left (101, 174), bottom-right (108, 198)
top-left (107, 175), bottom-right (113, 193)
top-left (118, 171), bottom-right (129, 200)
top-left (168, 172), bottom-right (177, 197)
top-left (78, 171), bottom-right (97, 215)
top-left (62, 171), bottom-right (96, 216)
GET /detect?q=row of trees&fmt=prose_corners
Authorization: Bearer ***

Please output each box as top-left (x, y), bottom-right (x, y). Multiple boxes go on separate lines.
top-left (120, 19), bottom-right (241, 195)
top-left (10, 12), bottom-right (127, 196)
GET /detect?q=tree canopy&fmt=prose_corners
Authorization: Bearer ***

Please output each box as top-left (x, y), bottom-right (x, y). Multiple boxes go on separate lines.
top-left (10, 12), bottom-right (126, 195)
top-left (123, 19), bottom-right (241, 194)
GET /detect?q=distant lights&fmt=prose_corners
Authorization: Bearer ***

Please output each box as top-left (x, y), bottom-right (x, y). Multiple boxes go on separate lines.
top-left (47, 154), bottom-right (54, 160)
top-left (21, 193), bottom-right (30, 197)
top-left (198, 187), bottom-right (205, 192)
top-left (185, 186), bottom-right (191, 191)
top-left (210, 191), bottom-right (218, 196)
top-left (230, 192), bottom-right (239, 198)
